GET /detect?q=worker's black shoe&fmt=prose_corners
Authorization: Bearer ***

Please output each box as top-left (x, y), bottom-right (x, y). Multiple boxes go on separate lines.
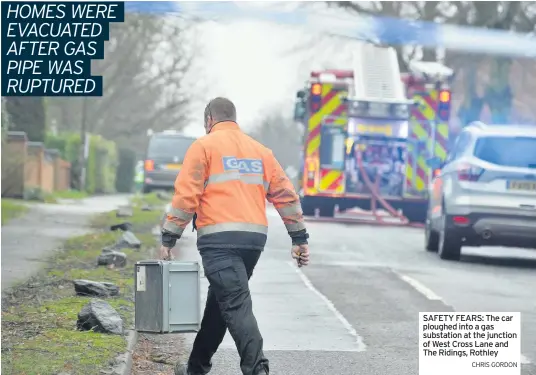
top-left (173, 363), bottom-right (192, 375)
top-left (174, 360), bottom-right (209, 375)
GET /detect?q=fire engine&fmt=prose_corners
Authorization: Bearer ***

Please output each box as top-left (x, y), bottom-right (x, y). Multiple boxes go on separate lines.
top-left (294, 43), bottom-right (454, 224)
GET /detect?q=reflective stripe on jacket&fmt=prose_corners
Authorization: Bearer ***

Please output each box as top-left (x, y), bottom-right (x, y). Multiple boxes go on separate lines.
top-left (163, 121), bottom-right (305, 250)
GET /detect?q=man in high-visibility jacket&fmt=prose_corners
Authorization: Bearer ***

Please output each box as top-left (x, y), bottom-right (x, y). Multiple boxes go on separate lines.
top-left (160, 97), bottom-right (310, 375)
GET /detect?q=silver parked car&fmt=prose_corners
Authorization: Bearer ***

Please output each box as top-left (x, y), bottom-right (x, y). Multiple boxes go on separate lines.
top-left (425, 122), bottom-right (536, 261)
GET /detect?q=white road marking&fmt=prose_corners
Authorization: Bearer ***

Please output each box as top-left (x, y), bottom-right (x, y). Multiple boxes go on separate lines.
top-left (396, 273), bottom-right (444, 301)
top-left (289, 261), bottom-right (367, 352)
top-left (396, 273), bottom-right (532, 365)
top-left (188, 258), bottom-right (366, 352)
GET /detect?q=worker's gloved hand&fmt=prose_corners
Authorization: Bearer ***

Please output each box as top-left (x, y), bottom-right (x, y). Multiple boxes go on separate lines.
top-left (159, 245), bottom-right (174, 261)
top-left (291, 244), bottom-right (309, 267)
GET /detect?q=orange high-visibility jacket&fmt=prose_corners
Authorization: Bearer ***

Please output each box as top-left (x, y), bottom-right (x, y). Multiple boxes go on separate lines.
top-left (163, 121), bottom-right (307, 250)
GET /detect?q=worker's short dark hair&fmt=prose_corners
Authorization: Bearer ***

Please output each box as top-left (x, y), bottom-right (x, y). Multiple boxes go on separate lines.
top-left (204, 97), bottom-right (237, 125)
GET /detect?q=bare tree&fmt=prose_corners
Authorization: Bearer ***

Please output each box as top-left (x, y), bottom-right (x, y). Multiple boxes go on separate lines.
top-left (249, 109), bottom-right (303, 172)
top-left (325, 2), bottom-right (536, 126)
top-left (442, 2), bottom-right (535, 126)
top-left (47, 14), bottom-right (200, 147)
top-left (1, 97), bottom-right (11, 134)
top-left (45, 14), bottom-right (201, 187)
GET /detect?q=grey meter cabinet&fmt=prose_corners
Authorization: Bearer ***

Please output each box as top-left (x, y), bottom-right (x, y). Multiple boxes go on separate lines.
top-left (135, 260), bottom-right (201, 333)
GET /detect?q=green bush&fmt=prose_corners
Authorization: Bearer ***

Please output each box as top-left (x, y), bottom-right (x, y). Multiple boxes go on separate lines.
top-left (90, 134), bottom-right (117, 194)
top-left (44, 132), bottom-right (118, 194)
top-left (45, 133), bottom-right (80, 189)
top-left (116, 148), bottom-right (137, 193)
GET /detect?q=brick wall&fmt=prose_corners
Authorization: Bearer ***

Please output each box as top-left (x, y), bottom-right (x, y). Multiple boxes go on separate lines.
top-left (53, 155), bottom-right (71, 191)
top-left (1, 131), bottom-right (27, 198)
top-left (25, 142), bottom-right (44, 190)
top-left (1, 131), bottom-right (72, 198)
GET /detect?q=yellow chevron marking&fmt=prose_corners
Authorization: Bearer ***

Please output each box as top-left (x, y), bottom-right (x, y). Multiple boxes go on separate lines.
top-left (319, 170), bottom-right (341, 191)
top-left (409, 92), bottom-right (442, 193)
top-left (435, 123), bottom-right (449, 161)
top-left (415, 175), bottom-right (425, 192)
top-left (307, 135), bottom-right (321, 157)
top-left (405, 139), bottom-right (428, 193)
top-left (416, 94), bottom-right (436, 121)
top-left (405, 163), bottom-right (414, 185)
top-left (415, 156), bottom-right (428, 192)
top-left (437, 123), bottom-right (449, 139)
top-left (418, 155), bottom-right (428, 171)
top-left (405, 163), bottom-right (425, 196)
top-left (411, 120), bottom-right (428, 140)
top-left (308, 86), bottom-right (341, 132)
top-left (307, 85), bottom-right (346, 156)
top-left (435, 143), bottom-right (447, 160)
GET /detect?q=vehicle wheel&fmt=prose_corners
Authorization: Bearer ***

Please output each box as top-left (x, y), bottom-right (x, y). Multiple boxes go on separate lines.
top-left (425, 219), bottom-right (439, 252)
top-left (302, 205), bottom-right (314, 216)
top-left (438, 214), bottom-right (462, 261)
top-left (142, 185), bottom-right (152, 194)
top-left (319, 203), bottom-right (335, 218)
top-left (300, 197), bottom-right (315, 216)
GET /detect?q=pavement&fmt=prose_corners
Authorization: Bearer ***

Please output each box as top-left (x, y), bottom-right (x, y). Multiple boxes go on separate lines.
top-left (147, 205), bottom-right (536, 375)
top-left (1, 194), bottom-right (131, 292)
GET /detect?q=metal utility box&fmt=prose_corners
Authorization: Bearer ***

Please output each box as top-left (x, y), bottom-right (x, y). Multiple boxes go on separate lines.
top-left (135, 260), bottom-right (201, 333)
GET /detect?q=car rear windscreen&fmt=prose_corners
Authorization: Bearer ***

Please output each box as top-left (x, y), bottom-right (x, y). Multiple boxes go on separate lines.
top-left (473, 136), bottom-right (536, 168)
top-left (147, 136), bottom-right (195, 160)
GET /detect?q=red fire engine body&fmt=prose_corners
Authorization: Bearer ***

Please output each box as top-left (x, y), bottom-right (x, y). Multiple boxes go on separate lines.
top-left (294, 51), bottom-right (454, 224)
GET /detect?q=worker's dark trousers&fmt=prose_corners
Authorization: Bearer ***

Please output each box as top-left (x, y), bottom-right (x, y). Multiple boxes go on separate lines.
top-left (187, 248), bottom-right (269, 375)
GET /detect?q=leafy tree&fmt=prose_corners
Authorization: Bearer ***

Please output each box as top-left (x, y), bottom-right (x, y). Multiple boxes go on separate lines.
top-left (4, 97), bottom-right (46, 142)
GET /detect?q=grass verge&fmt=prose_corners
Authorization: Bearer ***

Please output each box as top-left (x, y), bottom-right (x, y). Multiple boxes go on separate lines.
top-left (1, 194), bottom-right (164, 375)
top-left (131, 191), bottom-right (170, 207)
top-left (1, 199), bottom-right (28, 226)
top-left (22, 187), bottom-right (88, 204)
top-left (92, 192), bottom-right (168, 233)
top-left (44, 189), bottom-right (89, 203)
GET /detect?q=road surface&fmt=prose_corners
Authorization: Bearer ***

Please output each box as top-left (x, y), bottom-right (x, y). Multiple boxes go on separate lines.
top-left (138, 205), bottom-right (536, 375)
top-left (1, 195), bottom-right (130, 292)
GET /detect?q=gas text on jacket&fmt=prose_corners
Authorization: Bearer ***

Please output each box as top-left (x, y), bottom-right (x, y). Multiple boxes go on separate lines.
top-left (223, 157), bottom-right (264, 174)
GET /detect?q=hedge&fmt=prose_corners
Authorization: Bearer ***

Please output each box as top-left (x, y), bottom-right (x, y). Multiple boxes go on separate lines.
top-left (115, 147), bottom-right (137, 193)
top-left (45, 132), bottom-right (118, 194)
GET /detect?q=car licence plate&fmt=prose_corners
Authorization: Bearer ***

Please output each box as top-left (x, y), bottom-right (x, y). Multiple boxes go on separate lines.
top-left (165, 164), bottom-right (182, 170)
top-left (507, 181), bottom-right (536, 191)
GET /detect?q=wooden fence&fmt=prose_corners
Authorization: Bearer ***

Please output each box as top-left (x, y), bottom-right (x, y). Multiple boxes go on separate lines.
top-left (1, 131), bottom-right (72, 198)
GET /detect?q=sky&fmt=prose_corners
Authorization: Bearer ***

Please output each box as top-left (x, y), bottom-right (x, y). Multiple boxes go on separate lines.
top-left (181, 8), bottom-right (360, 137)
top-left (163, 2), bottom-right (536, 138)
top-left (183, 20), bottom-right (304, 137)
